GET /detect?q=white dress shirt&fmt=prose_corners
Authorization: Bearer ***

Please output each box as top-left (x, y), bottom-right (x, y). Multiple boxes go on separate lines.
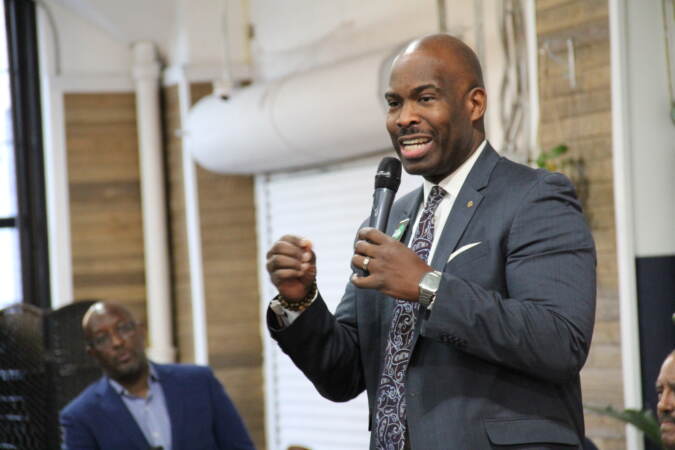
top-left (409, 140), bottom-right (486, 261)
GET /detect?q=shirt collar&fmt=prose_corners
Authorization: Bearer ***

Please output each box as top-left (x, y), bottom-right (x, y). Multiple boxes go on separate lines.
top-left (108, 362), bottom-right (159, 397)
top-left (422, 140), bottom-right (487, 201)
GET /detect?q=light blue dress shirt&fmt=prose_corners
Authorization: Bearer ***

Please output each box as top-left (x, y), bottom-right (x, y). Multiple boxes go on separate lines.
top-left (109, 364), bottom-right (172, 450)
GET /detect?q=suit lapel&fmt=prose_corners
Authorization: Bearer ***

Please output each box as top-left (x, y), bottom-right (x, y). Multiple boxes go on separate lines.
top-left (95, 378), bottom-right (149, 450)
top-left (430, 144), bottom-right (500, 269)
top-left (382, 146), bottom-right (500, 349)
top-left (156, 364), bottom-right (184, 448)
top-left (412, 145), bottom-right (500, 345)
top-left (386, 187), bottom-right (423, 241)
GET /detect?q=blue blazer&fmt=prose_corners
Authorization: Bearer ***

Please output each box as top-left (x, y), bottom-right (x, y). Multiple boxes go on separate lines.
top-left (60, 363), bottom-right (255, 450)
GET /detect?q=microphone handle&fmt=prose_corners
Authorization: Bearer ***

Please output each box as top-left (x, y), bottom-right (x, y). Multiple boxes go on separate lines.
top-left (354, 188), bottom-right (396, 277)
top-left (369, 188), bottom-right (396, 231)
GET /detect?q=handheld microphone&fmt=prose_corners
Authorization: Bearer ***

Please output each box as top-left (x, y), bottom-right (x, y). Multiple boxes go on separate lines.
top-left (356, 157), bottom-right (402, 277)
top-left (369, 157), bottom-right (402, 231)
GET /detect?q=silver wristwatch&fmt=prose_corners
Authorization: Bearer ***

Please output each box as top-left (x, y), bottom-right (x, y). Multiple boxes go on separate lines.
top-left (418, 270), bottom-right (442, 308)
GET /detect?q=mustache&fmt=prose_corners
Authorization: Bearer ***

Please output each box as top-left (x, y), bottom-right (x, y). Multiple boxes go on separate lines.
top-left (661, 415), bottom-right (675, 424)
top-left (395, 126), bottom-right (434, 139)
top-left (398, 126), bottom-right (421, 137)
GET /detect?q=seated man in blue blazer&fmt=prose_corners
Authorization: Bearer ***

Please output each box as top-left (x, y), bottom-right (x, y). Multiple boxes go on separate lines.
top-left (60, 301), bottom-right (255, 450)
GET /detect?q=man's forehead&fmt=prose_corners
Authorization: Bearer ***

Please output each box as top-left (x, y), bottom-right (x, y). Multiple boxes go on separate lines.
top-left (658, 355), bottom-right (675, 383)
top-left (391, 49), bottom-right (446, 73)
top-left (389, 54), bottom-right (448, 88)
top-left (84, 305), bottom-right (130, 331)
top-left (401, 39), bottom-right (423, 55)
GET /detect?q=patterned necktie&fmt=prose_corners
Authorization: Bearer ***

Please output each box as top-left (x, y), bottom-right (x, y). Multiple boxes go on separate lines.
top-left (374, 185), bottom-right (446, 450)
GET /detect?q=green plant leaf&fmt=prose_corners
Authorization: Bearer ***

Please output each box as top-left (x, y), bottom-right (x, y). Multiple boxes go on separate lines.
top-left (585, 405), bottom-right (662, 447)
top-left (534, 144), bottom-right (569, 169)
top-left (550, 144), bottom-right (568, 157)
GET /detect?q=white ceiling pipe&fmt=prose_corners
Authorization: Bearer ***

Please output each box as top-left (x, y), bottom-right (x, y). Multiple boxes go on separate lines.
top-left (133, 41), bottom-right (175, 363)
top-left (186, 47), bottom-right (398, 174)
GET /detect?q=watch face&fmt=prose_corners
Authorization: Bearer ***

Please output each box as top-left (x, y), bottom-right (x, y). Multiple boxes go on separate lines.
top-left (423, 271), bottom-right (442, 289)
top-left (418, 271), bottom-right (442, 307)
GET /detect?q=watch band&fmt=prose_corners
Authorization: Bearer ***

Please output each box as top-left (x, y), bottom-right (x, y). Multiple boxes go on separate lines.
top-left (418, 270), bottom-right (442, 308)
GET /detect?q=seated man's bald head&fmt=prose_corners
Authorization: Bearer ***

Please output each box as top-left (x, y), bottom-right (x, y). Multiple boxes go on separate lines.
top-left (82, 301), bottom-right (135, 339)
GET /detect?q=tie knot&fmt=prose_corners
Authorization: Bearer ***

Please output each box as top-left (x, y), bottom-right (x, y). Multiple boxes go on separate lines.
top-left (426, 186), bottom-right (446, 212)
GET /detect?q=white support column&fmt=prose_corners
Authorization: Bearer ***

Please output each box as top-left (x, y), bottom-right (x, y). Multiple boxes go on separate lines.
top-left (523, 0), bottom-right (540, 159)
top-left (36, 7), bottom-right (73, 309)
top-left (254, 173), bottom-right (277, 449)
top-left (132, 41), bottom-right (175, 363)
top-left (609, 0), bottom-right (643, 448)
top-left (177, 71), bottom-right (209, 366)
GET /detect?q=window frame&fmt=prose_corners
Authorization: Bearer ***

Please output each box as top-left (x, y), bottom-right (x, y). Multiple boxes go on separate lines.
top-left (3, 0), bottom-right (50, 308)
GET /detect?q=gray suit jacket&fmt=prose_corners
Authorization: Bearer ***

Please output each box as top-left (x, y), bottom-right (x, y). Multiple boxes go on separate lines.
top-left (269, 145), bottom-right (596, 449)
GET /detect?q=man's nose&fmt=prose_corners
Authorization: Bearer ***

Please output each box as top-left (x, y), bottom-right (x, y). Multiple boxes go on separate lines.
top-left (396, 102), bottom-right (420, 129)
top-left (110, 330), bottom-right (126, 347)
top-left (658, 389), bottom-right (675, 415)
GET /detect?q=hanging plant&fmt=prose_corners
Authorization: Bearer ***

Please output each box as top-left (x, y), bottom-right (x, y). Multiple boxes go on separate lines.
top-left (585, 405), bottom-right (663, 448)
top-left (534, 144), bottom-right (569, 171)
top-left (531, 144), bottom-right (589, 215)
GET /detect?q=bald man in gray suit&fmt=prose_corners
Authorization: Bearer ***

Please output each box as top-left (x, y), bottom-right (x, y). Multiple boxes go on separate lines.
top-left (266, 34), bottom-right (596, 449)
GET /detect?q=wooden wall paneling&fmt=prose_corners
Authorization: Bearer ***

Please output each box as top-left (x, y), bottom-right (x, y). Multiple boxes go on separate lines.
top-left (190, 82), bottom-right (266, 450)
top-left (536, 1), bottom-right (625, 448)
top-left (66, 85), bottom-right (264, 446)
top-left (65, 92), bottom-right (147, 325)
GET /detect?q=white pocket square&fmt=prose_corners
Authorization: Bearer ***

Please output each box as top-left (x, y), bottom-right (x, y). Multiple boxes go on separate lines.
top-left (447, 242), bottom-right (482, 262)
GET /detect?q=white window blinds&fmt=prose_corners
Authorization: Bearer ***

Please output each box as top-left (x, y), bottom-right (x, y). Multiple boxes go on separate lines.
top-left (257, 153), bottom-right (420, 450)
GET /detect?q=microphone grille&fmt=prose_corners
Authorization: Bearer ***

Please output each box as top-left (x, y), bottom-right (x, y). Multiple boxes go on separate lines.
top-left (374, 157), bottom-right (402, 191)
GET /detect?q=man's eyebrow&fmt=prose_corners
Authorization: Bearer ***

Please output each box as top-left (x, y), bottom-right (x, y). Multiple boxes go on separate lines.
top-left (411, 84), bottom-right (440, 95)
top-left (385, 84), bottom-right (441, 99)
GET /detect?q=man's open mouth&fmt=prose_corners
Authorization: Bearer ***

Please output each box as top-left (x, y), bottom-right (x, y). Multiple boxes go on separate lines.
top-left (399, 136), bottom-right (433, 159)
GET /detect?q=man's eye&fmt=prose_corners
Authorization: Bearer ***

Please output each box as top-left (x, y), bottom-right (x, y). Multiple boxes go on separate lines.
top-left (387, 100), bottom-right (400, 108)
top-left (420, 96), bottom-right (434, 103)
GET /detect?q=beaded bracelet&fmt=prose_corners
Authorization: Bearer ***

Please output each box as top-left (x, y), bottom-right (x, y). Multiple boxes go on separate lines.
top-left (274, 281), bottom-right (317, 312)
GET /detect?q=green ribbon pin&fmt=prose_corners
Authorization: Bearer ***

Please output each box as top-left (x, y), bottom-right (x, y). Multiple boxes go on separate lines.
top-left (392, 218), bottom-right (410, 241)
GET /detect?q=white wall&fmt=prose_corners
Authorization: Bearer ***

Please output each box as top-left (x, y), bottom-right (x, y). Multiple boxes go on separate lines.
top-left (169, 0), bottom-right (229, 69)
top-left (249, 0), bottom-right (438, 80)
top-left (624, 0), bottom-right (675, 257)
top-left (40, 0), bottom-right (131, 77)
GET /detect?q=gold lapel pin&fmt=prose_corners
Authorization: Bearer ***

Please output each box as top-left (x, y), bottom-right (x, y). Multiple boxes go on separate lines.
top-left (467, 200), bottom-right (474, 208)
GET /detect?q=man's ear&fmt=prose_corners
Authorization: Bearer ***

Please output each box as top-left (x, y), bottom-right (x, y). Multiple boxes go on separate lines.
top-left (85, 344), bottom-right (95, 358)
top-left (467, 87), bottom-right (486, 122)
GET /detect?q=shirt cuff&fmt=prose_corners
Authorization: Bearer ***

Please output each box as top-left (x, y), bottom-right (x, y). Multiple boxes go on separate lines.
top-left (269, 289), bottom-right (319, 328)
